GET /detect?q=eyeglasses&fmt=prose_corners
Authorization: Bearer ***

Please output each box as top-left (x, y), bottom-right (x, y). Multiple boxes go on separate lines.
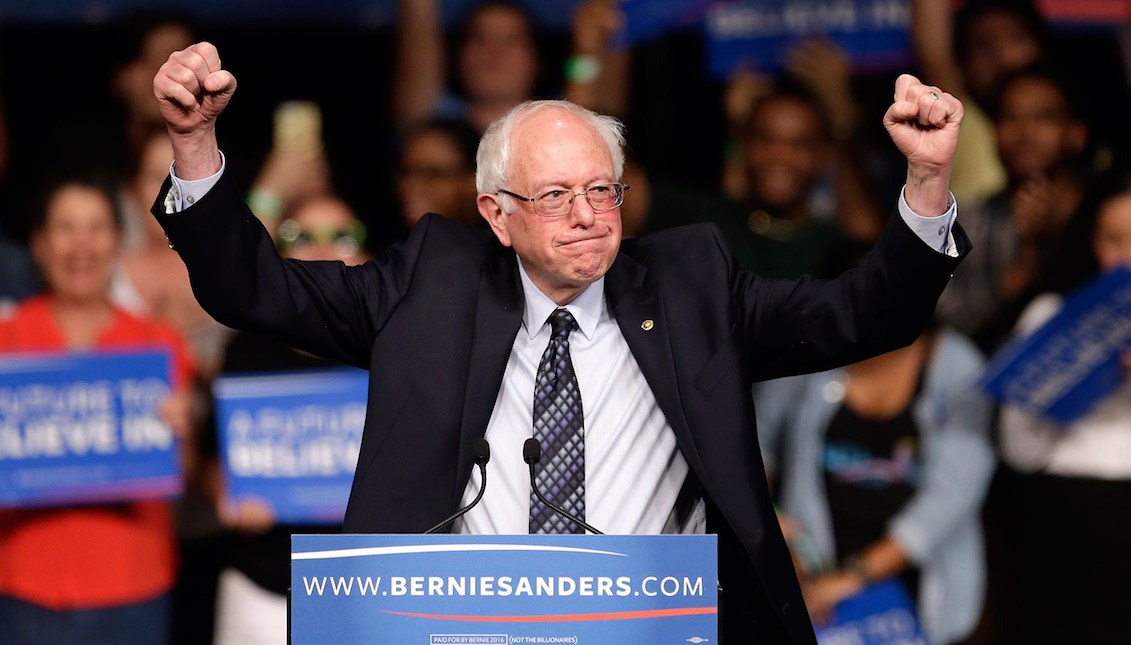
top-left (278, 219), bottom-right (367, 258)
top-left (497, 182), bottom-right (628, 217)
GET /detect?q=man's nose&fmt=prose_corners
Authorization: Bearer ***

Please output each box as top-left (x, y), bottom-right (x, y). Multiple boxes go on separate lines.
top-left (567, 191), bottom-right (597, 226)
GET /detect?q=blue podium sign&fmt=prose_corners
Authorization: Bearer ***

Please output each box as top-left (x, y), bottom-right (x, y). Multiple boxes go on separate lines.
top-left (291, 534), bottom-right (717, 644)
top-left (213, 368), bottom-right (368, 523)
top-left (982, 268), bottom-right (1131, 424)
top-left (0, 349), bottom-right (178, 507)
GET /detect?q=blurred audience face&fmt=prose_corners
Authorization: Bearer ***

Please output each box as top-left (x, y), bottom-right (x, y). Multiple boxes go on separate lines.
top-left (458, 4), bottom-right (538, 106)
top-left (743, 95), bottom-right (827, 213)
top-left (32, 185), bottom-right (120, 303)
top-left (115, 21), bottom-right (194, 125)
top-left (1094, 192), bottom-right (1131, 270)
top-left (398, 128), bottom-right (478, 228)
top-left (995, 76), bottom-right (1084, 180)
top-left (278, 197), bottom-right (369, 265)
top-left (961, 9), bottom-right (1041, 99)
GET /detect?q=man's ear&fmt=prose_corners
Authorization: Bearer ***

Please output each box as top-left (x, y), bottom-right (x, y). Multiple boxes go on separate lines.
top-left (477, 193), bottom-right (512, 247)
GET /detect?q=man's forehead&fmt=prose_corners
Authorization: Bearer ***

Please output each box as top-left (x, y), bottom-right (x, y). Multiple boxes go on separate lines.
top-left (512, 107), bottom-right (585, 140)
top-left (508, 111), bottom-right (613, 178)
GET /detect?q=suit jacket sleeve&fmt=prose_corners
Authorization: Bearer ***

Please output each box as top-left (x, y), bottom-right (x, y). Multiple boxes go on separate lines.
top-left (150, 170), bottom-right (421, 368)
top-left (732, 208), bottom-right (971, 382)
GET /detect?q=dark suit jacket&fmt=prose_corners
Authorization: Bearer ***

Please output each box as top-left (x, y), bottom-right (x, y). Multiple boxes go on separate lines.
top-left (156, 171), bottom-right (968, 643)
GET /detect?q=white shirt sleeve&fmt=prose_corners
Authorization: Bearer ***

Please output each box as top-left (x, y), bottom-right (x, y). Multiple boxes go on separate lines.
top-left (162, 152), bottom-right (227, 215)
top-left (897, 186), bottom-right (959, 257)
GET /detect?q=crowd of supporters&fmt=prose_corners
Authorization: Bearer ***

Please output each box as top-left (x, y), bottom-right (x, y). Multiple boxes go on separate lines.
top-left (1, 1), bottom-right (1130, 643)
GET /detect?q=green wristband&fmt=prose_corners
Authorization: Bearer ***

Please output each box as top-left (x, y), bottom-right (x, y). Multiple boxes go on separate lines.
top-left (565, 55), bottom-right (602, 84)
top-left (247, 189), bottom-right (284, 221)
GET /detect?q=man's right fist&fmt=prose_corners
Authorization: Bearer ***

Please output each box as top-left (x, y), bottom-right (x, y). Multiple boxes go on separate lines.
top-left (153, 42), bottom-right (237, 136)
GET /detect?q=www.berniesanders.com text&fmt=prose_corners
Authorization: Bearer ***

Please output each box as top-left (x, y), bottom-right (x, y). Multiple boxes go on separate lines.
top-left (302, 575), bottom-right (704, 599)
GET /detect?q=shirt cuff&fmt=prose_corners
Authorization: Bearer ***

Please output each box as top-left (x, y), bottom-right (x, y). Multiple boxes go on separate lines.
top-left (897, 186), bottom-right (959, 257)
top-left (163, 151), bottom-right (226, 215)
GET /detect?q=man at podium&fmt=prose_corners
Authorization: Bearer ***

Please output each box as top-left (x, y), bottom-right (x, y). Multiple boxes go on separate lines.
top-left (151, 42), bottom-right (967, 644)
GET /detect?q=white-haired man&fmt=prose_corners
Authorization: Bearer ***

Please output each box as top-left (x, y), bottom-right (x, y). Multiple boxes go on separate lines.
top-left (153, 42), bottom-right (967, 643)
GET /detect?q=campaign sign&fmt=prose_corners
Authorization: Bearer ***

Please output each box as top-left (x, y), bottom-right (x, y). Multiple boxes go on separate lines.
top-left (617, 0), bottom-right (716, 45)
top-left (291, 534), bottom-right (718, 644)
top-left (704, 0), bottom-right (912, 77)
top-left (1041, 0), bottom-right (1130, 27)
top-left (981, 268), bottom-right (1131, 424)
top-left (213, 368), bottom-right (367, 524)
top-left (0, 349), bottom-right (178, 507)
top-left (816, 579), bottom-right (925, 645)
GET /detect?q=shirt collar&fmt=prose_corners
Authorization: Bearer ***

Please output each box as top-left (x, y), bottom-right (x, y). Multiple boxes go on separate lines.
top-left (517, 258), bottom-right (604, 342)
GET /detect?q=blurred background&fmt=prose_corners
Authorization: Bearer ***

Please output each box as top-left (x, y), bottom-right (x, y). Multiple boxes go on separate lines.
top-left (2, 2), bottom-right (1131, 644)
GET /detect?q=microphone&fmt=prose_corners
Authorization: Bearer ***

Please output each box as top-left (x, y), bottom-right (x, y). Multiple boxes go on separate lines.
top-left (524, 438), bottom-right (603, 535)
top-left (425, 438), bottom-right (491, 534)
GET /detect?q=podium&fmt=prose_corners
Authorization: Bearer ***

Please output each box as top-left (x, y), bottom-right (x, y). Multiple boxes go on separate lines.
top-left (291, 534), bottom-right (717, 643)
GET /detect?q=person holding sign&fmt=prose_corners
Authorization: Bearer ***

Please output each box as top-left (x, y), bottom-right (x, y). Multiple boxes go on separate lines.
top-left (755, 323), bottom-right (995, 644)
top-left (152, 41), bottom-right (967, 643)
top-left (0, 178), bottom-right (195, 645)
top-left (210, 195), bottom-right (371, 645)
top-left (998, 175), bottom-right (1131, 643)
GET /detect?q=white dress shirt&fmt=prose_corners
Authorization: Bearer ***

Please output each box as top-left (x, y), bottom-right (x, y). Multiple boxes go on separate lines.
top-left (454, 262), bottom-right (696, 535)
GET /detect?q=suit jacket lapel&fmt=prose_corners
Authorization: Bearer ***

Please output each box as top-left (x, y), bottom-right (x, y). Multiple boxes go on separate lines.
top-left (605, 254), bottom-right (707, 478)
top-left (454, 249), bottom-right (523, 507)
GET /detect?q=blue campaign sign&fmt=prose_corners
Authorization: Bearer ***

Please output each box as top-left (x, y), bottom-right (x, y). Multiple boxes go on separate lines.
top-left (4, 0), bottom-right (581, 29)
top-left (0, 349), bottom-right (178, 507)
top-left (291, 534), bottom-right (718, 644)
top-left (704, 0), bottom-right (912, 78)
top-left (213, 368), bottom-right (368, 524)
top-left (981, 268), bottom-right (1131, 424)
top-left (617, 0), bottom-right (716, 45)
top-left (816, 579), bottom-right (925, 645)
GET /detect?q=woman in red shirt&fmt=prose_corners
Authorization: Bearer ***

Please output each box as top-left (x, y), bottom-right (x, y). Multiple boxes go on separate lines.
top-left (0, 178), bottom-right (194, 645)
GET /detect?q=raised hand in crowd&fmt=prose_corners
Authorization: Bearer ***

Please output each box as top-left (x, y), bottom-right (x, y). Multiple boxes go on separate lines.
top-left (248, 127), bottom-right (333, 234)
top-left (786, 38), bottom-right (858, 140)
top-left (786, 38), bottom-right (884, 242)
top-left (565, 0), bottom-right (630, 117)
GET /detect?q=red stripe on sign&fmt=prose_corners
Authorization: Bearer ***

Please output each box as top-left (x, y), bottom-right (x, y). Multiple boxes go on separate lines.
top-left (382, 607), bottom-right (717, 622)
top-left (1038, 0), bottom-right (1130, 21)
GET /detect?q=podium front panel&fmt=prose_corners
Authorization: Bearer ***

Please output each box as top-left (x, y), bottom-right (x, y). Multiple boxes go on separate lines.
top-left (292, 533), bottom-right (717, 644)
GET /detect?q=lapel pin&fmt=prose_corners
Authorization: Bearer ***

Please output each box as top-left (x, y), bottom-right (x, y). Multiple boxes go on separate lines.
top-left (641, 319), bottom-right (655, 331)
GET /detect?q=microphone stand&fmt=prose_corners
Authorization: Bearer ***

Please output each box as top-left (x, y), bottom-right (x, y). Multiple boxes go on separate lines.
top-left (523, 438), bottom-right (603, 535)
top-left (425, 438), bottom-right (490, 534)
